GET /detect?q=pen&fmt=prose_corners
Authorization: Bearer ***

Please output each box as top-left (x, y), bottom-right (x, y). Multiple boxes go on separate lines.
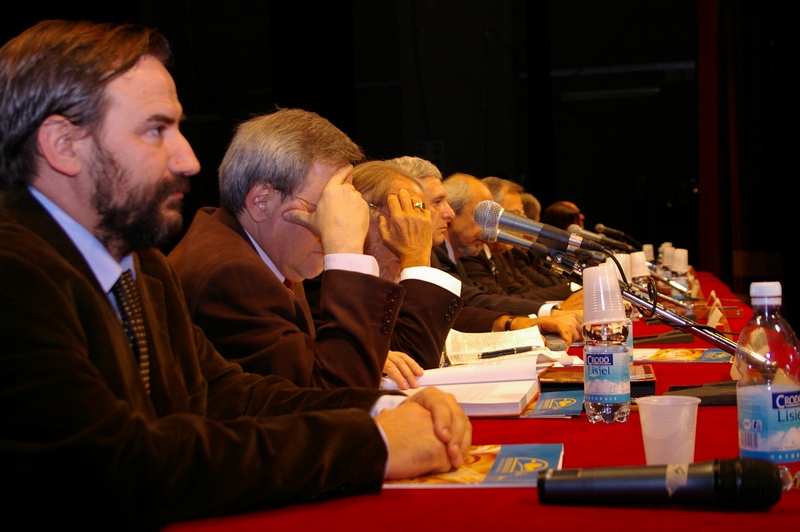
top-left (479, 345), bottom-right (533, 359)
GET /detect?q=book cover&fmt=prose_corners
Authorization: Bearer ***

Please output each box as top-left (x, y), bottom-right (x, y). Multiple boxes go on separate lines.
top-left (633, 347), bottom-right (732, 363)
top-left (383, 443), bottom-right (564, 488)
top-left (523, 389), bottom-right (584, 418)
top-left (538, 364), bottom-right (656, 397)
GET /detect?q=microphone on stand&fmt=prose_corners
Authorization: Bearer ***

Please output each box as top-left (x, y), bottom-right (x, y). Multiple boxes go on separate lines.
top-left (483, 223), bottom-right (776, 369)
top-left (567, 224), bottom-right (638, 253)
top-left (595, 223), bottom-right (644, 250)
top-left (481, 229), bottom-right (587, 284)
top-left (482, 226), bottom-right (778, 369)
top-left (537, 457), bottom-right (784, 510)
top-left (473, 200), bottom-right (609, 255)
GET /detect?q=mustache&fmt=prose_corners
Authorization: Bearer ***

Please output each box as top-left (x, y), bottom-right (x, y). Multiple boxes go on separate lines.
top-left (161, 174), bottom-right (191, 198)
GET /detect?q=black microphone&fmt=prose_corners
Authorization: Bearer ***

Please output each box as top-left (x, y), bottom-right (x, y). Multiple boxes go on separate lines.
top-left (473, 200), bottom-right (607, 255)
top-left (537, 458), bottom-right (784, 510)
top-left (568, 224), bottom-right (637, 253)
top-left (595, 223), bottom-right (643, 249)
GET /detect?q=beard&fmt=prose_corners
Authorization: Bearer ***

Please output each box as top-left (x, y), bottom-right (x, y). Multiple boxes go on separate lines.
top-left (458, 240), bottom-right (484, 258)
top-left (90, 140), bottom-right (189, 253)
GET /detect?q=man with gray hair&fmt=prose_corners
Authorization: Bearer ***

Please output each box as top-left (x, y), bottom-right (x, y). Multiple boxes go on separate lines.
top-left (0, 22), bottom-right (469, 528)
top-left (442, 173), bottom-right (582, 320)
top-left (478, 176), bottom-right (576, 291)
top-left (169, 108), bottom-right (423, 388)
top-left (385, 157), bottom-right (581, 343)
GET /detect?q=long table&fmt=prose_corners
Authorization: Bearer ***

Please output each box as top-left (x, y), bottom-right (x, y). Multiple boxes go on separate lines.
top-left (167, 272), bottom-right (799, 531)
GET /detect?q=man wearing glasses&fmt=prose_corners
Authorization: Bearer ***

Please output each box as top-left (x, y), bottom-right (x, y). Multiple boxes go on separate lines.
top-left (169, 108), bottom-right (427, 389)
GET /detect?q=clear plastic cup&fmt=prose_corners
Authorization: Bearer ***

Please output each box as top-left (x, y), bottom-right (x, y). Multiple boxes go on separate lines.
top-left (629, 251), bottom-right (650, 279)
top-left (637, 395), bottom-right (701, 464)
top-left (582, 262), bottom-right (627, 325)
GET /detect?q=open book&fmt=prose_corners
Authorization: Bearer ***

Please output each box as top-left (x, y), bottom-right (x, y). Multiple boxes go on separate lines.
top-left (444, 326), bottom-right (559, 366)
top-left (384, 443), bottom-right (564, 488)
top-left (381, 356), bottom-right (551, 417)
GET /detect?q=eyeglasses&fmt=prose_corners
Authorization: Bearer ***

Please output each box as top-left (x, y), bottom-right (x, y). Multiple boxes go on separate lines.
top-left (368, 202), bottom-right (388, 217)
top-left (368, 200), bottom-right (427, 215)
top-left (291, 195), bottom-right (317, 213)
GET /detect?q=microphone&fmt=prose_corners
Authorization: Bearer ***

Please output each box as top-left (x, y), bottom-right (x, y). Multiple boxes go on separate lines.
top-left (537, 457), bottom-right (784, 510)
top-left (483, 229), bottom-right (551, 259)
top-left (473, 200), bottom-right (607, 255)
top-left (595, 223), bottom-right (643, 249)
top-left (481, 229), bottom-right (588, 284)
top-left (567, 224), bottom-right (637, 253)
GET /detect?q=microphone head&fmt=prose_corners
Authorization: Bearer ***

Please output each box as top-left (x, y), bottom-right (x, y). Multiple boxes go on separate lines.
top-left (595, 223), bottom-right (606, 233)
top-left (473, 200), bottom-right (503, 241)
top-left (567, 224), bottom-right (583, 234)
top-left (716, 457), bottom-right (784, 510)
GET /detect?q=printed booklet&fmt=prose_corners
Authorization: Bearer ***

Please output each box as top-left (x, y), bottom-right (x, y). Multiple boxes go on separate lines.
top-left (383, 443), bottom-right (564, 488)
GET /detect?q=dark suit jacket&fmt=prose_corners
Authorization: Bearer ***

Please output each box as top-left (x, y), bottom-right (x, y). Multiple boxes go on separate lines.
top-left (431, 243), bottom-right (545, 316)
top-left (460, 247), bottom-right (573, 303)
top-left (168, 206), bottom-right (405, 387)
top-left (0, 189), bottom-right (390, 529)
top-left (304, 274), bottom-right (465, 369)
top-left (511, 247), bottom-right (569, 288)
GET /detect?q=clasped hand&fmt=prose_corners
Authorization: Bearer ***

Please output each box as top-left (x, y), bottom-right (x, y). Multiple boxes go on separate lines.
top-left (377, 387), bottom-right (472, 480)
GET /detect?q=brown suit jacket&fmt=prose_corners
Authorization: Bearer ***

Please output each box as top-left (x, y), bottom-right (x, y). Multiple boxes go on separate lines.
top-left (0, 189), bottom-right (390, 529)
top-left (168, 206), bottom-right (405, 388)
top-left (304, 274), bottom-right (466, 370)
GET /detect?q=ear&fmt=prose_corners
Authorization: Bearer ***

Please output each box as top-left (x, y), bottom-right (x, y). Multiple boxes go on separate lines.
top-left (243, 183), bottom-right (274, 223)
top-left (36, 115), bottom-right (84, 177)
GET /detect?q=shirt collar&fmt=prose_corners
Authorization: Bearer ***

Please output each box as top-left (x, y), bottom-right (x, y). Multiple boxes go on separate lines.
top-left (28, 186), bottom-right (133, 292)
top-left (242, 227), bottom-right (285, 283)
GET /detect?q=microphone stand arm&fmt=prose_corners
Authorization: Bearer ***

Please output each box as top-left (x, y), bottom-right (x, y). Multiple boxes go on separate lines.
top-left (542, 248), bottom-right (776, 376)
top-left (620, 285), bottom-right (777, 376)
top-left (646, 267), bottom-right (692, 297)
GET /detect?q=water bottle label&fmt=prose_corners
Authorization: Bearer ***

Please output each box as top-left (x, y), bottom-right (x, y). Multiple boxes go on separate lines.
top-left (584, 347), bottom-right (631, 403)
top-left (626, 319), bottom-right (634, 349)
top-left (737, 385), bottom-right (800, 463)
top-left (671, 274), bottom-right (689, 297)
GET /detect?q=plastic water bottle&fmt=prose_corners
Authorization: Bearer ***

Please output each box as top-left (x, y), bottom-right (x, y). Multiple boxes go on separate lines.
top-left (670, 248), bottom-right (690, 298)
top-left (583, 262), bottom-right (631, 424)
top-left (610, 254), bottom-right (634, 350)
top-left (736, 282), bottom-right (800, 488)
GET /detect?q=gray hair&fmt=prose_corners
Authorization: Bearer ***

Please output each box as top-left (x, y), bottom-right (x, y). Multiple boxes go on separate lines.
top-left (481, 176), bottom-right (522, 203)
top-left (352, 161), bottom-right (422, 209)
top-left (442, 173), bottom-right (483, 214)
top-left (218, 108), bottom-right (364, 214)
top-left (521, 192), bottom-right (541, 220)
top-left (384, 156), bottom-right (442, 182)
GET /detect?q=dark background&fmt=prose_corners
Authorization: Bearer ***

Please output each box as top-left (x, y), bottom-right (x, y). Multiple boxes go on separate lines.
top-left (3, 1), bottom-right (798, 327)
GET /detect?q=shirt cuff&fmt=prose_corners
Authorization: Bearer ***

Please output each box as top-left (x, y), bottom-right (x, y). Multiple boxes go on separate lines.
top-left (400, 266), bottom-right (461, 296)
top-left (323, 253), bottom-right (379, 277)
top-left (538, 301), bottom-right (562, 317)
top-left (371, 394), bottom-right (408, 477)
